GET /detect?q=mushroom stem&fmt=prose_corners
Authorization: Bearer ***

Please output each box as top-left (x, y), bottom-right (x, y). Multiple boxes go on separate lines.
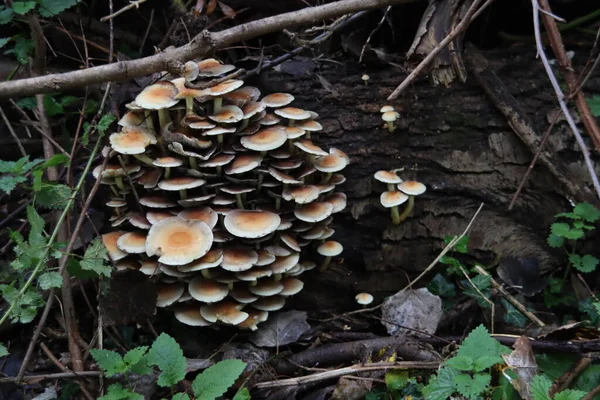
top-left (216, 165), bottom-right (222, 175)
top-left (387, 183), bottom-right (395, 192)
top-left (144, 111), bottom-right (156, 132)
top-left (288, 120), bottom-right (295, 127)
top-left (227, 282), bottom-right (234, 290)
top-left (213, 97), bottom-right (223, 114)
top-left (217, 134), bottom-right (224, 145)
top-left (321, 172), bottom-right (332, 184)
top-left (239, 119), bottom-right (249, 131)
top-left (273, 273), bottom-right (282, 282)
top-left (257, 173), bottom-right (263, 191)
top-left (275, 197), bottom-right (281, 210)
top-left (133, 154), bottom-right (154, 166)
top-left (179, 189), bottom-right (188, 200)
top-left (288, 139), bottom-right (295, 155)
top-left (249, 280), bottom-right (258, 286)
top-left (235, 194), bottom-right (244, 210)
top-left (157, 109), bottom-right (171, 129)
top-left (390, 206), bottom-right (401, 225)
top-left (165, 167), bottom-right (171, 179)
top-left (201, 269), bottom-right (211, 279)
top-left (386, 121), bottom-right (395, 133)
top-left (110, 185), bottom-right (120, 197)
top-left (319, 256), bottom-right (332, 272)
top-left (397, 195), bottom-right (415, 223)
top-left (189, 157), bottom-right (198, 169)
top-left (114, 176), bottom-right (125, 190)
top-left (185, 97), bottom-right (195, 115)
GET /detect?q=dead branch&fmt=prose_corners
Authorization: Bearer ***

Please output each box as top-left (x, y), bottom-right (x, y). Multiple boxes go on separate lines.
top-left (0, 0), bottom-right (413, 99)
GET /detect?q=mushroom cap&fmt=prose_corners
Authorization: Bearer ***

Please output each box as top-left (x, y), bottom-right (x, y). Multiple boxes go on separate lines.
top-left (158, 176), bottom-right (206, 191)
top-left (107, 199), bottom-right (127, 208)
top-left (146, 210), bottom-right (176, 225)
top-left (313, 154), bottom-right (348, 173)
top-left (224, 210), bottom-right (281, 239)
top-left (240, 127), bottom-right (287, 151)
top-left (294, 140), bottom-right (328, 156)
top-left (135, 81), bottom-right (179, 109)
top-left (187, 119), bottom-right (216, 130)
top-left (174, 305), bottom-right (212, 326)
top-left (362, 74), bottom-right (370, 80)
top-left (238, 309), bottom-right (269, 330)
top-left (179, 193), bottom-right (216, 208)
top-left (230, 288), bottom-right (260, 304)
top-left (355, 292), bottom-right (374, 305)
top-left (374, 170), bottom-right (402, 184)
top-left (118, 111), bottom-right (145, 128)
top-left (221, 247), bottom-right (259, 272)
top-left (225, 154), bottom-right (263, 175)
top-left (146, 216), bottom-right (214, 265)
top-left (220, 186), bottom-right (253, 195)
top-left (197, 58), bottom-right (236, 77)
top-left (138, 260), bottom-right (160, 276)
top-left (296, 120), bottom-right (323, 131)
top-left (256, 250), bottom-right (276, 266)
top-left (280, 277), bottom-right (304, 296)
top-left (382, 110), bottom-right (399, 122)
top-left (397, 180), bottom-right (427, 196)
top-left (153, 157), bottom-right (184, 168)
top-left (138, 169), bottom-right (162, 189)
top-left (280, 233), bottom-right (301, 252)
top-left (209, 105), bottom-right (244, 124)
top-left (223, 86), bottom-right (261, 107)
top-left (236, 267), bottom-right (272, 281)
top-left (252, 296), bottom-right (285, 311)
top-left (203, 126), bottom-right (237, 136)
top-left (260, 113), bottom-right (281, 126)
top-left (200, 300), bottom-right (248, 325)
top-left (188, 277), bottom-right (229, 303)
top-left (380, 191), bottom-right (409, 208)
top-left (282, 185), bottom-right (320, 204)
top-left (178, 207), bottom-right (218, 229)
top-left (94, 164), bottom-right (141, 179)
top-left (128, 212), bottom-right (152, 229)
top-left (109, 127), bottom-right (157, 155)
top-left (242, 101), bottom-right (267, 119)
top-left (156, 282), bottom-right (185, 307)
top-left (199, 154), bottom-right (235, 168)
top-left (262, 93), bottom-right (295, 108)
top-left (274, 107), bottom-right (311, 120)
top-left (203, 79), bottom-right (244, 96)
top-left (317, 240), bottom-right (343, 257)
top-left (159, 263), bottom-right (191, 278)
top-left (268, 167), bottom-right (301, 184)
top-left (183, 61), bottom-right (200, 81)
top-left (116, 231), bottom-right (147, 254)
top-left (248, 280), bottom-right (284, 296)
top-left (140, 196), bottom-right (177, 208)
top-left (178, 249), bottom-right (223, 272)
top-left (380, 105), bottom-right (394, 113)
top-left (324, 192), bottom-right (347, 213)
top-left (294, 202), bottom-right (334, 223)
top-left (268, 253), bottom-right (300, 274)
top-left (101, 231), bottom-right (128, 262)
top-left (171, 77), bottom-right (205, 99)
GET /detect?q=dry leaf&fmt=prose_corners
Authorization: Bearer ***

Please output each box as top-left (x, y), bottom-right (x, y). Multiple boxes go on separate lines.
top-left (249, 310), bottom-right (310, 347)
top-left (218, 1), bottom-right (236, 18)
top-left (502, 335), bottom-right (538, 400)
top-left (381, 288), bottom-right (442, 337)
top-left (206, 0), bottom-right (218, 14)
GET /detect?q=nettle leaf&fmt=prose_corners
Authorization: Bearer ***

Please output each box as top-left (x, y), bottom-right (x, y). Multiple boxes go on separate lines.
top-left (564, 228), bottom-right (584, 240)
top-left (473, 355), bottom-right (504, 372)
top-left (43, 95), bottom-right (64, 117)
top-left (453, 372), bottom-right (490, 399)
top-left (12, 1), bottom-right (37, 14)
top-left (551, 222), bottom-right (571, 237)
top-left (0, 6), bottom-right (14, 24)
top-left (0, 175), bottom-right (27, 194)
top-left (0, 284), bottom-right (44, 323)
top-left (422, 366), bottom-right (459, 400)
top-left (569, 254), bottom-right (598, 273)
top-left (80, 238), bottom-right (112, 277)
top-left (457, 325), bottom-right (510, 361)
top-left (192, 359), bottom-right (247, 400)
top-left (445, 355), bottom-right (474, 371)
top-left (35, 183), bottom-right (72, 209)
top-left (547, 233), bottom-right (564, 248)
top-left (0, 37), bottom-right (10, 49)
top-left (38, 271), bottom-right (63, 290)
top-left (123, 346), bottom-right (148, 367)
top-left (0, 342), bottom-right (8, 357)
top-left (531, 375), bottom-right (552, 400)
top-left (98, 383), bottom-right (144, 400)
top-left (36, 0), bottom-right (81, 17)
top-left (573, 202), bottom-right (600, 223)
top-left (90, 349), bottom-right (127, 377)
top-left (554, 390), bottom-right (586, 400)
top-left (147, 333), bottom-right (187, 387)
top-left (428, 273), bottom-right (456, 298)
top-left (232, 388), bottom-right (251, 400)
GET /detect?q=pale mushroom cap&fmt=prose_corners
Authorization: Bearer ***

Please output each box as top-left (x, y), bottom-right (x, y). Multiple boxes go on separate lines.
top-left (183, 61), bottom-right (200, 81)
top-left (362, 74), bottom-right (370, 81)
top-left (374, 170), bottom-right (402, 184)
top-left (172, 77), bottom-right (205, 98)
top-left (203, 126), bottom-right (237, 136)
top-left (109, 127), bottom-right (157, 155)
top-left (159, 264), bottom-right (191, 278)
top-left (248, 280), bottom-right (284, 296)
top-left (274, 107), bottom-right (311, 120)
top-left (174, 306), bottom-right (212, 326)
top-left (158, 176), bottom-right (206, 191)
top-left (256, 249), bottom-right (276, 266)
top-left (197, 58), bottom-right (236, 77)
top-left (146, 216), bottom-right (214, 265)
top-left (230, 288), bottom-right (260, 304)
top-left (268, 167), bottom-right (301, 184)
top-left (188, 119), bottom-right (216, 130)
top-left (397, 181), bottom-right (427, 196)
top-left (224, 210), bottom-right (281, 239)
top-left (252, 296), bottom-right (286, 311)
top-left (116, 231), bottom-right (147, 254)
top-left (238, 309), bottom-right (269, 330)
top-left (282, 185), bottom-right (320, 204)
top-left (140, 196), bottom-right (177, 208)
top-left (188, 277), bottom-right (229, 303)
top-left (156, 282), bottom-right (185, 307)
top-left (314, 154), bottom-right (348, 173)
top-left (209, 105), bottom-right (244, 123)
top-left (262, 93), bottom-right (295, 108)
top-left (268, 253), bottom-right (300, 274)
top-left (224, 86), bottom-right (261, 106)
top-left (325, 192), bottom-right (347, 213)
top-left (380, 191), bottom-right (409, 207)
top-left (280, 278), bottom-right (304, 296)
top-left (221, 247), bottom-right (259, 272)
top-left (356, 292), bottom-right (374, 305)
top-left (199, 154), bottom-right (235, 168)
top-left (236, 267), bottom-right (272, 281)
top-left (260, 113), bottom-right (281, 126)
top-left (380, 105), bottom-right (394, 113)
top-left (225, 154), bottom-right (263, 175)
top-left (382, 111), bottom-right (399, 122)
top-left (138, 260), bottom-right (160, 276)
top-left (101, 231), bottom-right (128, 262)
top-left (296, 120), bottom-right (323, 131)
top-left (93, 164), bottom-right (140, 179)
top-left (118, 111), bottom-right (145, 128)
top-left (204, 79), bottom-right (244, 96)
top-left (280, 233), bottom-right (301, 252)
top-left (135, 81), bottom-right (179, 109)
top-left (153, 157), bottom-right (183, 168)
top-left (294, 140), bottom-right (328, 156)
top-left (200, 300), bottom-right (248, 325)
top-left (240, 127), bottom-right (287, 151)
top-left (138, 169), bottom-right (162, 189)
top-left (146, 210), bottom-right (176, 225)
top-left (129, 212), bottom-right (152, 229)
top-left (318, 240), bottom-right (343, 257)
top-left (242, 101), bottom-right (267, 119)
top-left (178, 207), bottom-right (218, 229)
top-left (294, 202), bottom-right (334, 223)
top-left (107, 199), bottom-right (127, 208)
top-left (178, 249), bottom-right (224, 272)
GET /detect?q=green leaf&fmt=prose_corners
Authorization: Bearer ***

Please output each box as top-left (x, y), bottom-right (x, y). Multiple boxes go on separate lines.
top-left (445, 356), bottom-right (474, 371)
top-left (0, 175), bottom-right (27, 194)
top-left (453, 372), bottom-right (490, 399)
top-left (59, 95), bottom-right (78, 107)
top-left (564, 228), bottom-right (584, 240)
top-left (554, 390), bottom-right (587, 400)
top-left (90, 349), bottom-right (127, 377)
top-left (587, 95), bottom-right (600, 117)
top-left (573, 202), bottom-right (600, 222)
top-left (129, 355), bottom-right (153, 376)
top-left (15, 97), bottom-right (37, 110)
top-left (35, 183), bottom-right (72, 209)
top-left (12, 1), bottom-right (37, 14)
top-left (0, 284), bottom-right (44, 323)
top-left (38, 271), bottom-right (63, 290)
top-left (35, 154), bottom-right (70, 170)
top-left (457, 325), bottom-right (510, 361)
top-left (547, 233), bottom-right (564, 248)
top-left (97, 114), bottom-right (116, 134)
top-left (0, 37), bottom-right (10, 49)
top-left (43, 95), bottom-right (64, 117)
top-left (32, 170), bottom-right (43, 192)
top-left (232, 387), bottom-right (251, 400)
top-left (594, 302), bottom-right (600, 317)
top-left (472, 355), bottom-right (504, 372)
top-left (147, 333), bottom-right (187, 387)
top-left (80, 238), bottom-right (112, 278)
top-left (570, 254), bottom-right (598, 273)
top-left (35, 0), bottom-right (81, 17)
top-left (531, 375), bottom-right (552, 400)
top-left (461, 275), bottom-right (491, 308)
top-left (385, 369), bottom-right (409, 392)
top-left (0, 6), bottom-right (14, 24)
top-left (501, 298), bottom-right (528, 328)
top-left (98, 383), bottom-right (144, 400)
top-left (192, 359), bottom-right (247, 399)
top-left (0, 342), bottom-right (8, 357)
top-left (428, 273), bottom-right (456, 298)
top-left (172, 394), bottom-right (191, 400)
top-left (123, 346), bottom-right (148, 367)
top-left (551, 222), bottom-right (571, 237)
top-left (26, 205), bottom-right (45, 246)
top-left (422, 367), bottom-right (459, 400)
top-left (7, 35), bottom-right (34, 65)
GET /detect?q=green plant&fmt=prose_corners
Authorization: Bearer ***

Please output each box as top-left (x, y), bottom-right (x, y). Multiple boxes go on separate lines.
top-left (91, 333), bottom-right (249, 400)
top-left (547, 202), bottom-right (600, 279)
top-left (439, 235), bottom-right (469, 276)
top-left (531, 375), bottom-right (587, 400)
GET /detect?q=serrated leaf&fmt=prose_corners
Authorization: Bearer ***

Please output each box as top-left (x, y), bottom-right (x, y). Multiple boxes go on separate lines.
top-left (35, 183), bottom-right (72, 209)
top-left (232, 387), bottom-right (251, 400)
top-left (457, 325), bottom-right (511, 360)
top-left (554, 389), bottom-right (587, 400)
top-left (80, 238), bottom-right (112, 278)
top-left (26, 205), bottom-right (45, 247)
top-left (43, 95), bottom-right (64, 117)
top-left (0, 342), bottom-right (8, 357)
top-left (579, 254), bottom-right (598, 273)
top-left (531, 375), bottom-right (552, 400)
top-left (385, 369), bottom-right (409, 392)
top-left (38, 271), bottom-right (63, 290)
top-left (59, 95), bottom-right (78, 106)
top-left (123, 346), bottom-right (148, 367)
top-left (36, 0), bottom-right (81, 17)
top-left (501, 298), bottom-right (528, 328)
top-left (422, 367), bottom-right (458, 400)
top-left (573, 202), bottom-right (600, 222)
top-left (12, 1), bottom-right (37, 14)
top-left (564, 228), bottom-right (584, 240)
top-left (472, 355), bottom-right (504, 372)
top-left (97, 114), bottom-right (116, 134)
top-left (428, 273), bottom-right (456, 297)
top-left (32, 170), bottom-right (43, 192)
top-left (129, 355), bottom-right (153, 376)
top-left (0, 6), bottom-right (14, 24)
top-left (147, 333), bottom-right (187, 387)
top-left (461, 275), bottom-right (491, 308)
top-left (594, 302), bottom-right (600, 317)
top-left (90, 349), bottom-right (126, 377)
top-left (0, 175), bottom-right (27, 194)
top-left (551, 222), bottom-right (570, 237)
top-left (547, 233), bottom-right (564, 248)
top-left (192, 359), bottom-right (246, 400)
top-left (7, 35), bottom-right (34, 65)
top-left (453, 372), bottom-right (490, 399)
top-left (555, 212), bottom-right (580, 220)
top-left (98, 383), bottom-right (144, 400)
top-left (445, 355), bottom-right (474, 371)
top-left (0, 37), bottom-right (10, 49)
top-left (36, 154), bottom-right (70, 170)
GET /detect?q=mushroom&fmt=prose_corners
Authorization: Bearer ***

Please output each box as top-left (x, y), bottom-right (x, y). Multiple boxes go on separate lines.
top-left (396, 180), bottom-right (427, 223)
top-left (201, 79), bottom-right (244, 114)
top-left (153, 157), bottom-right (183, 179)
top-left (380, 191), bottom-right (409, 225)
top-left (224, 210), bottom-right (281, 239)
top-left (188, 276), bottom-right (229, 303)
top-left (174, 305), bottom-right (212, 326)
top-left (374, 170), bottom-right (403, 192)
top-left (313, 154), bottom-right (348, 183)
top-left (134, 81), bottom-right (179, 129)
top-left (200, 300), bottom-right (249, 325)
top-left (361, 74), bottom-right (370, 85)
top-left (101, 231), bottom-right (128, 262)
top-left (156, 282), bottom-right (185, 307)
top-left (158, 176), bottom-right (205, 200)
top-left (317, 240), bottom-right (343, 271)
top-left (382, 110), bottom-right (400, 133)
top-left (355, 292), bottom-right (374, 307)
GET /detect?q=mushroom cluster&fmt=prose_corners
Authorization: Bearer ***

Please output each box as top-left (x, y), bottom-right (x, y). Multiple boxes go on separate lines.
top-left (97, 59), bottom-right (348, 330)
top-left (374, 170), bottom-right (426, 225)
top-left (380, 105), bottom-right (399, 133)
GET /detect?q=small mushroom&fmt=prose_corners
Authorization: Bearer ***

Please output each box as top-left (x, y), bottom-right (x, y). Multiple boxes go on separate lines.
top-left (355, 292), bottom-right (374, 307)
top-left (361, 74), bottom-right (370, 85)
top-left (317, 240), bottom-right (343, 271)
top-left (396, 180), bottom-right (427, 223)
top-left (153, 157), bottom-right (183, 179)
top-left (134, 81), bottom-right (179, 128)
top-left (380, 191), bottom-right (409, 225)
top-left (158, 176), bottom-right (205, 200)
top-left (382, 110), bottom-right (399, 133)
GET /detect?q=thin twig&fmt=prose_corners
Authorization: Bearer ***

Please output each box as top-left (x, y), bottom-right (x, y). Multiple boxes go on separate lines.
top-left (460, 266), bottom-right (495, 333)
top-left (101, 0), bottom-right (148, 22)
top-left (0, 371), bottom-right (100, 383)
top-left (0, 105), bottom-right (27, 156)
top-left (359, 6), bottom-right (391, 63)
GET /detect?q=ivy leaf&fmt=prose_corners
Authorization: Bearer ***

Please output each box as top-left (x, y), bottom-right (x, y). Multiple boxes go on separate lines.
top-left (147, 333), bottom-right (187, 387)
top-left (0, 342), bottom-right (8, 357)
top-left (422, 367), bottom-right (459, 400)
top-left (573, 202), bottom-right (600, 223)
top-left (12, 1), bottom-right (37, 15)
top-left (80, 238), bottom-right (112, 278)
top-left (569, 254), bottom-right (598, 273)
top-left (191, 359), bottom-right (247, 400)
top-left (0, 38), bottom-right (10, 49)
top-left (445, 355), bottom-right (474, 371)
top-left (90, 349), bottom-right (127, 377)
top-left (98, 383), bottom-right (144, 400)
top-left (427, 273), bottom-right (455, 298)
top-left (38, 271), bottom-right (63, 290)
top-left (453, 373), bottom-right (490, 399)
top-left (123, 346), bottom-right (148, 367)
top-left (0, 6), bottom-right (14, 24)
top-left (531, 375), bottom-right (552, 400)
top-left (461, 275), bottom-right (491, 308)
top-left (501, 298), bottom-right (528, 328)
top-left (35, 0), bottom-right (81, 17)
top-left (35, 183), bottom-right (72, 209)
top-left (0, 175), bottom-right (27, 194)
top-left (547, 233), bottom-right (564, 248)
